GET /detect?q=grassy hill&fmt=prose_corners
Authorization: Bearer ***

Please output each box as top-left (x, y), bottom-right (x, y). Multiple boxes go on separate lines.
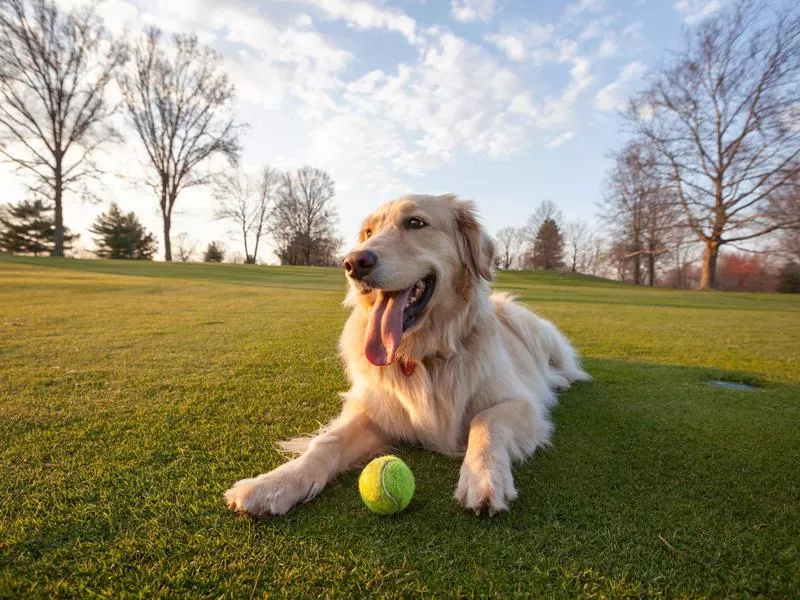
top-left (1, 255), bottom-right (799, 598)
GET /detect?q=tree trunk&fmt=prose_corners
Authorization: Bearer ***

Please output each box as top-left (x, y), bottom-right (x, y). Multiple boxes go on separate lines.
top-left (633, 254), bottom-right (641, 285)
top-left (699, 238), bottom-right (720, 290)
top-left (242, 225), bottom-right (250, 263)
top-left (162, 210), bottom-right (172, 261)
top-left (647, 253), bottom-right (655, 287)
top-left (252, 229), bottom-right (260, 264)
top-left (51, 159), bottom-right (64, 257)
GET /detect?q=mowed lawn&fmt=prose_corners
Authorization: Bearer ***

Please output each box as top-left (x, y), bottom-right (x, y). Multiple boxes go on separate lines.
top-left (1, 255), bottom-right (799, 599)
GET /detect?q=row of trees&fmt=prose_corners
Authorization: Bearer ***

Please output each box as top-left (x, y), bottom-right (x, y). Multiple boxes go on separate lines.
top-left (0, 198), bottom-right (157, 258)
top-left (0, 197), bottom-right (238, 264)
top-left (0, 0), bottom-right (238, 261)
top-left (597, 0), bottom-right (800, 290)
top-left (493, 1), bottom-right (799, 292)
top-left (493, 202), bottom-right (799, 292)
top-left (0, 0), bottom-right (343, 266)
top-left (2, 0), bottom-right (796, 290)
top-left (494, 200), bottom-right (602, 275)
top-left (213, 165), bottom-right (342, 266)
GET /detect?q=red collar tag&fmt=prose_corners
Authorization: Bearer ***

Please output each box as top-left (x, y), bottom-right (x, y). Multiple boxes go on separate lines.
top-left (400, 358), bottom-right (416, 376)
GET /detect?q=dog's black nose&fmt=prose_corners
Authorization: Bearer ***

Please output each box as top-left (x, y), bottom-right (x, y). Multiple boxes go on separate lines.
top-left (343, 250), bottom-right (377, 280)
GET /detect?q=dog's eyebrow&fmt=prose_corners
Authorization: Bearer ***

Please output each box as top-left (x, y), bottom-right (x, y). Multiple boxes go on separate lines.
top-left (394, 200), bottom-right (417, 215)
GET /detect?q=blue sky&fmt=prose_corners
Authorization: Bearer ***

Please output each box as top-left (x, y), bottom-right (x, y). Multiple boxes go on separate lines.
top-left (1, 0), bottom-right (735, 260)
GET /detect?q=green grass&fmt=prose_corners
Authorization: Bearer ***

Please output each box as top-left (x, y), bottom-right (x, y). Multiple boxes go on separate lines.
top-left (1, 254), bottom-right (799, 598)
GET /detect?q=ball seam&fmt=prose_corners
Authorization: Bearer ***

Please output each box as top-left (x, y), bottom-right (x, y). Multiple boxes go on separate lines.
top-left (379, 459), bottom-right (400, 513)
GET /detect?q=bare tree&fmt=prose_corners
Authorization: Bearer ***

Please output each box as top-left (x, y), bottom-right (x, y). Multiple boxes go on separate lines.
top-left (524, 200), bottom-right (563, 241)
top-left (494, 227), bottom-right (524, 270)
top-left (608, 240), bottom-right (633, 282)
top-left (599, 140), bottom-right (678, 286)
top-left (119, 29), bottom-right (241, 261)
top-left (272, 166), bottom-right (341, 266)
top-left (174, 231), bottom-right (197, 262)
top-left (769, 171), bottom-right (800, 262)
top-left (251, 166), bottom-right (280, 264)
top-left (564, 220), bottom-right (591, 273)
top-left (0, 0), bottom-right (126, 257)
top-left (625, 1), bottom-right (800, 289)
top-left (214, 166), bottom-right (279, 264)
top-left (214, 170), bottom-right (254, 262)
top-left (583, 235), bottom-right (606, 277)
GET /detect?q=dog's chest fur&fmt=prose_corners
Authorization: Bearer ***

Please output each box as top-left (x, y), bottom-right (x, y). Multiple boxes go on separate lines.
top-left (343, 316), bottom-right (496, 456)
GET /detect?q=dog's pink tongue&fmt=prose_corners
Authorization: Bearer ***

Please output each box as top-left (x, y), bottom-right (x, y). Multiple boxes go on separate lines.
top-left (364, 288), bottom-right (411, 366)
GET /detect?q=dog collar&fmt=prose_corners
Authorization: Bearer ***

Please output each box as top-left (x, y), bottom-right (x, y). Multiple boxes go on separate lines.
top-left (400, 358), bottom-right (416, 376)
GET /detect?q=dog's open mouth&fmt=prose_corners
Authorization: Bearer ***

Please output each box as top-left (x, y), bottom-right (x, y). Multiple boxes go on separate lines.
top-left (364, 274), bottom-right (435, 367)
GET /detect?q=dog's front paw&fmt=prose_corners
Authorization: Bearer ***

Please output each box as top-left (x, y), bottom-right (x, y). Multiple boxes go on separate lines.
top-left (225, 459), bottom-right (324, 517)
top-left (453, 454), bottom-right (517, 516)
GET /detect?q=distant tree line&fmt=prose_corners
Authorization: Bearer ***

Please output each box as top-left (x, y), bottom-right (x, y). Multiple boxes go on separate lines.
top-left (599, 0), bottom-right (800, 290)
top-left (493, 1), bottom-right (799, 293)
top-left (0, 0), bottom-right (341, 267)
top-left (493, 200), bottom-right (603, 278)
top-left (1, 0), bottom-right (796, 291)
top-left (213, 164), bottom-right (342, 266)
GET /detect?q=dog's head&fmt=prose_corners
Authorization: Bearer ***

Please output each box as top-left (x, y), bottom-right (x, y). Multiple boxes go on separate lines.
top-left (343, 194), bottom-right (494, 366)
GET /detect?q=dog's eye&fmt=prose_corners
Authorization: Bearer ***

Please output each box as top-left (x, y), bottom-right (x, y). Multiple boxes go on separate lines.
top-left (364, 229), bottom-right (372, 239)
top-left (405, 217), bottom-right (426, 230)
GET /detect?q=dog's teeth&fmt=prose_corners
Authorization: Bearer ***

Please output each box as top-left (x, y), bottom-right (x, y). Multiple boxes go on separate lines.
top-left (404, 279), bottom-right (427, 309)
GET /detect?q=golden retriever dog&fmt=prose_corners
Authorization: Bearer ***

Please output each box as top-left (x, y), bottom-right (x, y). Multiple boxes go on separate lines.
top-left (225, 193), bottom-right (589, 516)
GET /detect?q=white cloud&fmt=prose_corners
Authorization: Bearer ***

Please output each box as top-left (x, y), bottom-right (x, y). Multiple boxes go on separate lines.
top-left (620, 60), bottom-right (647, 80)
top-left (451, 0), bottom-right (496, 23)
top-left (301, 0), bottom-right (417, 43)
top-left (485, 21), bottom-right (557, 64)
top-left (487, 33), bottom-right (527, 61)
top-left (597, 34), bottom-right (617, 59)
top-left (621, 21), bottom-right (644, 45)
top-left (594, 60), bottom-right (646, 111)
top-left (675, 0), bottom-right (722, 25)
top-left (578, 19), bottom-right (603, 41)
top-left (330, 29), bottom-right (596, 184)
top-left (95, 0), bottom-right (139, 35)
top-left (132, 0), bottom-right (354, 118)
top-left (546, 131), bottom-right (574, 149)
top-left (293, 13), bottom-right (314, 28)
top-left (563, 57), bottom-right (594, 104)
top-left (565, 0), bottom-right (604, 18)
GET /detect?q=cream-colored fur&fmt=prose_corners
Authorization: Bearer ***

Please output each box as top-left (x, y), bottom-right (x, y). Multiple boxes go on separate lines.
top-left (225, 194), bottom-right (590, 516)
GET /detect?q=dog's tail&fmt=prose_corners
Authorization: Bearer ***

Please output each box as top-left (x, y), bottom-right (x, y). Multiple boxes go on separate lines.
top-left (492, 292), bottom-right (591, 394)
top-left (536, 316), bottom-right (592, 388)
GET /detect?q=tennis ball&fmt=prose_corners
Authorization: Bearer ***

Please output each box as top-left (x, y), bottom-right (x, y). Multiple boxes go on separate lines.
top-left (358, 455), bottom-right (415, 514)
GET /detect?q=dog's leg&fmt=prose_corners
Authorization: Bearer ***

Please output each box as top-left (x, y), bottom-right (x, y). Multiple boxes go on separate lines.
top-left (454, 398), bottom-right (550, 516)
top-left (225, 410), bottom-right (386, 517)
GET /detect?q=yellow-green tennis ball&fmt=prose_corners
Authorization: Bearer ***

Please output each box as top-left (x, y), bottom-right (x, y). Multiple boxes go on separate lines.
top-left (358, 455), bottom-right (415, 515)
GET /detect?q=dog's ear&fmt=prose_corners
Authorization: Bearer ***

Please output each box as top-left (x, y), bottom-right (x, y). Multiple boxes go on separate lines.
top-left (454, 198), bottom-right (495, 282)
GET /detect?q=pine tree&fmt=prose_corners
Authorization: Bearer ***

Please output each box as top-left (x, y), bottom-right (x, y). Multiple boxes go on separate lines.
top-left (0, 199), bottom-right (77, 255)
top-left (89, 204), bottom-right (157, 259)
top-left (531, 218), bottom-right (565, 271)
top-left (203, 241), bottom-right (225, 263)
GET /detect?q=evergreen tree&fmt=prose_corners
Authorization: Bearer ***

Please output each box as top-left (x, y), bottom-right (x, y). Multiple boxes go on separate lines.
top-left (0, 199), bottom-right (77, 255)
top-left (203, 241), bottom-right (225, 263)
top-left (531, 218), bottom-right (565, 271)
top-left (90, 204), bottom-right (157, 259)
